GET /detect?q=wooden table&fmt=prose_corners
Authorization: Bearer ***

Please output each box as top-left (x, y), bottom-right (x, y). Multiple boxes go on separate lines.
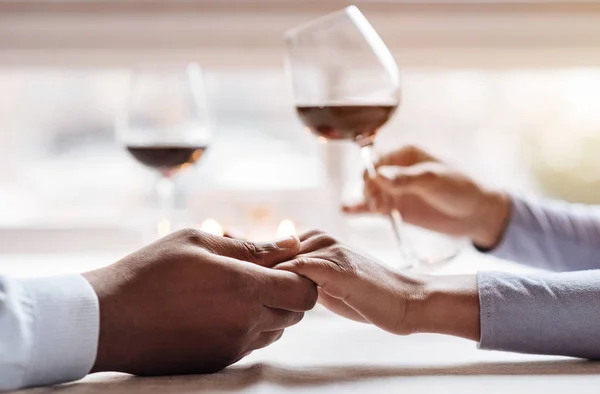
top-left (12, 310), bottom-right (600, 394)
top-left (5, 251), bottom-right (600, 394)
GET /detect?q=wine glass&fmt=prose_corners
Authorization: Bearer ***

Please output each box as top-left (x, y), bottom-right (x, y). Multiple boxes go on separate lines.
top-left (118, 63), bottom-right (211, 238)
top-left (284, 6), bottom-right (461, 270)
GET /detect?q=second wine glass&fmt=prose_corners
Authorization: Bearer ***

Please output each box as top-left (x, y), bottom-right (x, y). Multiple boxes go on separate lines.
top-left (118, 63), bottom-right (212, 238)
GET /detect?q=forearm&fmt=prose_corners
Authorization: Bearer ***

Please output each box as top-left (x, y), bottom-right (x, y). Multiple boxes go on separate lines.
top-left (415, 271), bottom-right (600, 359)
top-left (485, 196), bottom-right (600, 271)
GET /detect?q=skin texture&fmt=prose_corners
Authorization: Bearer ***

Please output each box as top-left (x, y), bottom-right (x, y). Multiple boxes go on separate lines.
top-left (83, 229), bottom-right (317, 376)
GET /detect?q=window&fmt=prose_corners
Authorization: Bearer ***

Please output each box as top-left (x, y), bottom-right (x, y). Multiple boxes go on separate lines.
top-left (2, 0), bottom-right (600, 253)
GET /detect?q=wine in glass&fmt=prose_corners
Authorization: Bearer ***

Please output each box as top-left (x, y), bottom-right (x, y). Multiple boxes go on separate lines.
top-left (285, 6), bottom-right (460, 270)
top-left (118, 63), bottom-right (211, 238)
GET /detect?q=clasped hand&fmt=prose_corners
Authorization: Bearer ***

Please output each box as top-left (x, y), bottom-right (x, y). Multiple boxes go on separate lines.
top-left (84, 145), bottom-right (498, 377)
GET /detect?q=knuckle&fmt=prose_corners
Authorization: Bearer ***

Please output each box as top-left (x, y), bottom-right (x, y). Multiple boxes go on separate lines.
top-left (402, 144), bottom-right (423, 162)
top-left (329, 244), bottom-right (348, 260)
top-left (403, 144), bottom-right (420, 156)
top-left (264, 330), bottom-right (285, 348)
top-left (419, 169), bottom-right (438, 183)
top-left (300, 229), bottom-right (326, 239)
top-left (177, 228), bottom-right (206, 244)
top-left (274, 329), bottom-right (285, 342)
top-left (326, 245), bottom-right (358, 276)
top-left (312, 232), bottom-right (338, 248)
top-left (289, 312), bottom-right (305, 326)
top-left (291, 258), bottom-right (308, 271)
top-left (241, 240), bottom-right (262, 261)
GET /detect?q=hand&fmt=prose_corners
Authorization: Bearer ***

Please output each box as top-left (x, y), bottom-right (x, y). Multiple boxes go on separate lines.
top-left (343, 145), bottom-right (510, 249)
top-left (277, 230), bottom-right (480, 340)
top-left (83, 229), bottom-right (317, 376)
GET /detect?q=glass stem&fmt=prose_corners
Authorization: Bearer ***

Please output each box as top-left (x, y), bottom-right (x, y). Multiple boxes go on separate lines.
top-left (359, 144), bottom-right (417, 270)
top-left (156, 175), bottom-right (175, 237)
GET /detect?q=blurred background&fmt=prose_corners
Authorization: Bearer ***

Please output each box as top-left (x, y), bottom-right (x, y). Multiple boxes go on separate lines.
top-left (2, 0), bottom-right (600, 259)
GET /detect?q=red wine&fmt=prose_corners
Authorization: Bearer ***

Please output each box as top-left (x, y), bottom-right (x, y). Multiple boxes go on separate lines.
top-left (296, 105), bottom-right (397, 145)
top-left (126, 145), bottom-right (207, 174)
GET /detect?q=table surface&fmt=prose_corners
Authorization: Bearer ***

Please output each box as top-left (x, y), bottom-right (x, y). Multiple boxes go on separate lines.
top-left (14, 311), bottom-right (600, 394)
top-left (5, 250), bottom-right (600, 394)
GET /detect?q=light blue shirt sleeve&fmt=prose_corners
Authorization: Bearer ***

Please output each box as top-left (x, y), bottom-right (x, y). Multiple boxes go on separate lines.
top-left (478, 196), bottom-right (600, 358)
top-left (487, 196), bottom-right (600, 272)
top-left (0, 274), bottom-right (99, 391)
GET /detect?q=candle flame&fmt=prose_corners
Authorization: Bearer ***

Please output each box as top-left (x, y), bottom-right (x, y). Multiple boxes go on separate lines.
top-left (201, 218), bottom-right (224, 236)
top-left (277, 219), bottom-right (296, 237)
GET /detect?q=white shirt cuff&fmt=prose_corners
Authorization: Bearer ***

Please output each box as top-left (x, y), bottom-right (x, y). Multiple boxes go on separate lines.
top-left (18, 274), bottom-right (99, 388)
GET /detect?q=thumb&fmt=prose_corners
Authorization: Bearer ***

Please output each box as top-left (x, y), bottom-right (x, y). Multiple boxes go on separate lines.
top-left (199, 232), bottom-right (301, 268)
top-left (247, 235), bottom-right (301, 267)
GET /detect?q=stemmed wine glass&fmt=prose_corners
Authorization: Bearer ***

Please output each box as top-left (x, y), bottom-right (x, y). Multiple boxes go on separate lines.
top-left (285, 6), bottom-right (460, 270)
top-left (118, 63), bottom-right (211, 238)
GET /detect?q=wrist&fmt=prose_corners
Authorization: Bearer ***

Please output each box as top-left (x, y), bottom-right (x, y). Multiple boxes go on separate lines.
top-left (83, 269), bottom-right (124, 373)
top-left (412, 275), bottom-right (480, 341)
top-left (471, 189), bottom-right (511, 250)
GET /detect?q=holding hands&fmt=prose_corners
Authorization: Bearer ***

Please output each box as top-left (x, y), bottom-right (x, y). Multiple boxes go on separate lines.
top-left (82, 146), bottom-right (507, 377)
top-left (278, 231), bottom-right (481, 341)
top-left (277, 145), bottom-right (515, 342)
top-left (84, 230), bottom-right (317, 376)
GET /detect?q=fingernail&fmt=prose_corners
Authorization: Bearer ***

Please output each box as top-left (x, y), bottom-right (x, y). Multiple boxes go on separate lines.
top-left (274, 236), bottom-right (298, 249)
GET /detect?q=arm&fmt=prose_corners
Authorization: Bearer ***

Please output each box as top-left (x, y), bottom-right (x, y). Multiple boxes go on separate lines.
top-left (425, 270), bottom-right (600, 359)
top-left (487, 196), bottom-right (600, 271)
top-left (0, 275), bottom-right (99, 391)
top-left (1, 230), bottom-right (316, 390)
top-left (283, 231), bottom-right (600, 359)
top-left (344, 145), bottom-right (600, 272)
top-left (477, 270), bottom-right (600, 358)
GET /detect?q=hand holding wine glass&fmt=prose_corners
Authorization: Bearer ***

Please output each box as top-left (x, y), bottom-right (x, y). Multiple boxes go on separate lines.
top-left (285, 6), bottom-right (460, 270)
top-left (343, 145), bottom-right (511, 250)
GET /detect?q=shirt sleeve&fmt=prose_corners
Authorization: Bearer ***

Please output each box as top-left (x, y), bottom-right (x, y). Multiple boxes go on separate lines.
top-left (478, 270), bottom-right (600, 359)
top-left (487, 196), bottom-right (600, 271)
top-left (0, 274), bottom-right (99, 391)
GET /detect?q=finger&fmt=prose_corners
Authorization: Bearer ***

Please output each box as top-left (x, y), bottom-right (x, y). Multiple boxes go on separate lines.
top-left (342, 202), bottom-right (371, 214)
top-left (378, 192), bottom-right (394, 214)
top-left (247, 329), bottom-right (285, 351)
top-left (276, 257), bottom-right (351, 300)
top-left (372, 183), bottom-right (390, 213)
top-left (185, 229), bottom-right (301, 268)
top-left (258, 308), bottom-right (304, 331)
top-left (247, 235), bottom-right (301, 268)
top-left (364, 178), bottom-right (390, 214)
top-left (374, 163), bottom-right (441, 196)
top-left (375, 145), bottom-right (439, 168)
top-left (297, 231), bottom-right (338, 255)
top-left (317, 288), bottom-right (367, 323)
top-left (259, 268), bottom-right (318, 312)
